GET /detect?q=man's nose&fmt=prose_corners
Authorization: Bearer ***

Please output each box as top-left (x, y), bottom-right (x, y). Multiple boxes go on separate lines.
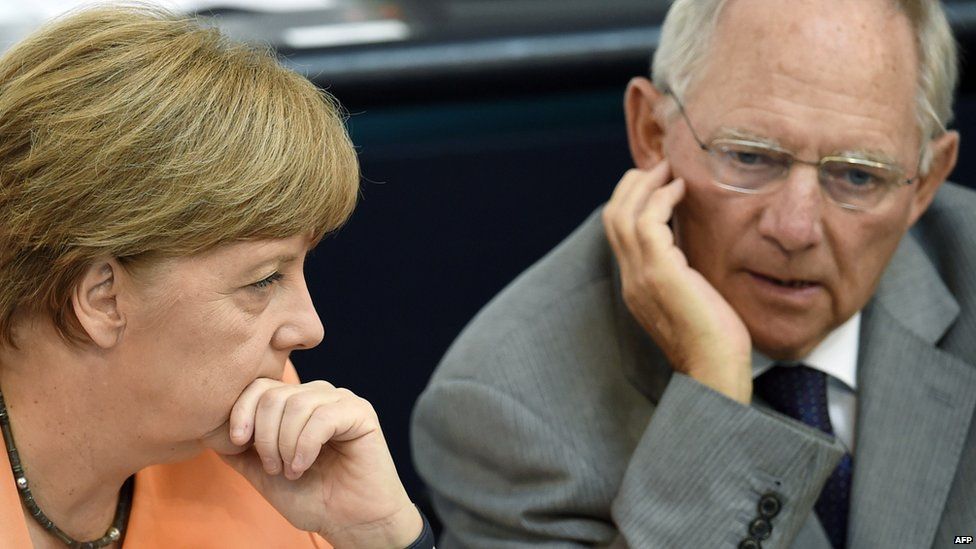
top-left (272, 277), bottom-right (325, 351)
top-left (756, 165), bottom-right (826, 254)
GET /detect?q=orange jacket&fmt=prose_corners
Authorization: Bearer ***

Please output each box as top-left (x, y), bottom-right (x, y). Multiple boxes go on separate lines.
top-left (0, 364), bottom-right (332, 548)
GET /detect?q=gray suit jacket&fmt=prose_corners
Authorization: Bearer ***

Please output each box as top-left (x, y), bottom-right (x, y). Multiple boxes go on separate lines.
top-left (411, 183), bottom-right (976, 548)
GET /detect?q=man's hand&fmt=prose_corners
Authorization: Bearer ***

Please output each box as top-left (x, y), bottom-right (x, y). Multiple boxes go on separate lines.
top-left (602, 162), bottom-right (753, 403)
top-left (218, 379), bottom-right (422, 549)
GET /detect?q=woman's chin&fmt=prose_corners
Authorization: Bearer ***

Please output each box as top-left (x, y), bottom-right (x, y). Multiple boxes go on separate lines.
top-left (200, 420), bottom-right (252, 455)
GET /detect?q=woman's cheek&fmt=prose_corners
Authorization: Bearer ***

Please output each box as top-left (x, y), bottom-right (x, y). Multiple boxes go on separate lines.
top-left (200, 419), bottom-right (252, 455)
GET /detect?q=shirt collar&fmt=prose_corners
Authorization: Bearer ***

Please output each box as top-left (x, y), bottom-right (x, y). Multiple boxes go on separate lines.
top-left (751, 312), bottom-right (860, 390)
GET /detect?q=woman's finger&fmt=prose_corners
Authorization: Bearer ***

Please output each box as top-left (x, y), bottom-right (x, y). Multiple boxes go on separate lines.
top-left (291, 393), bottom-right (380, 476)
top-left (277, 382), bottom-right (338, 478)
top-left (228, 378), bottom-right (282, 446)
top-left (252, 384), bottom-right (302, 475)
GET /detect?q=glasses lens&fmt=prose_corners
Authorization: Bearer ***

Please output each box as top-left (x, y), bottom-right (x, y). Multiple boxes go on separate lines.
top-left (709, 140), bottom-right (790, 192)
top-left (820, 159), bottom-right (899, 209)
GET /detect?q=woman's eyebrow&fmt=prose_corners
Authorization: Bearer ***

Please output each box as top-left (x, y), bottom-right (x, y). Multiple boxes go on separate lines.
top-left (243, 254), bottom-right (301, 278)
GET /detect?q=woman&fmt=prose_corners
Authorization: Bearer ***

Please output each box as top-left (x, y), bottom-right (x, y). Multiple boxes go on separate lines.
top-left (0, 6), bottom-right (433, 548)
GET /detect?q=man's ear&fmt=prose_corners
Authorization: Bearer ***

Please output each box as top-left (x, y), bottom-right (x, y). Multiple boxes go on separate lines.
top-left (624, 77), bottom-right (668, 169)
top-left (72, 259), bottom-right (126, 349)
top-left (908, 130), bottom-right (959, 226)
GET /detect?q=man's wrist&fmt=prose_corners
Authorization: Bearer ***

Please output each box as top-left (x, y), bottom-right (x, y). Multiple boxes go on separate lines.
top-left (685, 357), bottom-right (753, 404)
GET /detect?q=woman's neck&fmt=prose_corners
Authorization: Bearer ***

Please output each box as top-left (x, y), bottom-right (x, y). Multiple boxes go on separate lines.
top-left (0, 327), bottom-right (149, 542)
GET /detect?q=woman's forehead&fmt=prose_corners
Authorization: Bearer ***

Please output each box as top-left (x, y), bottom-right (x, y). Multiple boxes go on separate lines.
top-left (151, 235), bottom-right (312, 281)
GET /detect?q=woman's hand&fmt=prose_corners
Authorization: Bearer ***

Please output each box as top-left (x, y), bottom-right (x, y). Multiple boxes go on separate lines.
top-left (218, 378), bottom-right (422, 549)
top-left (603, 162), bottom-right (753, 403)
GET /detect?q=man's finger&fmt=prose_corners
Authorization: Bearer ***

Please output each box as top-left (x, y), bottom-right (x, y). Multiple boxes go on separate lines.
top-left (641, 177), bottom-right (686, 227)
top-left (608, 162), bottom-right (671, 220)
top-left (605, 163), bottom-right (673, 260)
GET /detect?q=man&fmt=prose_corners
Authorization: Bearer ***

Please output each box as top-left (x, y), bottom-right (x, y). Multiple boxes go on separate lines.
top-left (412, 0), bottom-right (975, 547)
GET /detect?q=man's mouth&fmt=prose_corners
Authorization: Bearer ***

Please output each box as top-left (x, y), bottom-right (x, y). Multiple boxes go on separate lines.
top-left (751, 272), bottom-right (820, 289)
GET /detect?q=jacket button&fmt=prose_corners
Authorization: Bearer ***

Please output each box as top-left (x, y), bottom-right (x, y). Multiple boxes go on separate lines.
top-left (739, 539), bottom-right (761, 549)
top-left (749, 517), bottom-right (773, 540)
top-left (758, 493), bottom-right (782, 518)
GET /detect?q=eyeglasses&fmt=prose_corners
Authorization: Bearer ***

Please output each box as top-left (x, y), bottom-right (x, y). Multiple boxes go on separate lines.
top-left (665, 89), bottom-right (921, 211)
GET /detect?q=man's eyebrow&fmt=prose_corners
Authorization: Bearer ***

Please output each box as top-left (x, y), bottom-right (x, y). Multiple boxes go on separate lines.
top-left (713, 127), bottom-right (783, 148)
top-left (714, 127), bottom-right (902, 165)
top-left (832, 148), bottom-right (901, 166)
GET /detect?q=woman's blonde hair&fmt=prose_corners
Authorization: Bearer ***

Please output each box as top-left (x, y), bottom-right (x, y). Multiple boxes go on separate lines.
top-left (0, 5), bottom-right (359, 346)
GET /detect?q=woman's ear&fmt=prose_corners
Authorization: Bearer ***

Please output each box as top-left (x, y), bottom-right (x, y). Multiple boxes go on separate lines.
top-left (624, 77), bottom-right (668, 169)
top-left (72, 259), bottom-right (126, 349)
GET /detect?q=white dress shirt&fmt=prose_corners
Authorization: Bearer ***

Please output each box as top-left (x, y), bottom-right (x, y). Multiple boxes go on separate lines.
top-left (751, 313), bottom-right (860, 455)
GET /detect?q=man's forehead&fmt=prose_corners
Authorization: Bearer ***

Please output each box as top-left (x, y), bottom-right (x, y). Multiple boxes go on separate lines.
top-left (681, 0), bottom-right (920, 151)
top-left (705, 0), bottom-right (915, 81)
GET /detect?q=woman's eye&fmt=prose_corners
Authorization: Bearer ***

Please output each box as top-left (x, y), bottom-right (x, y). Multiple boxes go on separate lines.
top-left (251, 272), bottom-right (284, 290)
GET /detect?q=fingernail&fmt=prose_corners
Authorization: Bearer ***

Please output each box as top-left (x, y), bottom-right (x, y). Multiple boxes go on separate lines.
top-left (291, 453), bottom-right (305, 471)
top-left (231, 426), bottom-right (245, 441)
top-left (263, 457), bottom-right (279, 474)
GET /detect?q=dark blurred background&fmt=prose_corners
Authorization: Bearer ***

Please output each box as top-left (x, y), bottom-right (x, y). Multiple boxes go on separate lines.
top-left (267, 0), bottom-right (976, 507)
top-left (8, 0), bottom-right (976, 518)
top-left (223, 0), bottom-right (976, 508)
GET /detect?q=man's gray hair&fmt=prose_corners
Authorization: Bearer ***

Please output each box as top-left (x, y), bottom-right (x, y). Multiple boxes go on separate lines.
top-left (652, 0), bottom-right (957, 173)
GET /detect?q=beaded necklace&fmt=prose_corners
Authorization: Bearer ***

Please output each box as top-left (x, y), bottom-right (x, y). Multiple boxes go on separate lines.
top-left (0, 388), bottom-right (133, 549)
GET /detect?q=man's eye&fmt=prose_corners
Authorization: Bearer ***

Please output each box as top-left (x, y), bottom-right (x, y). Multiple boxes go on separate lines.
top-left (726, 150), bottom-right (774, 167)
top-left (251, 272), bottom-right (284, 290)
top-left (841, 168), bottom-right (880, 188)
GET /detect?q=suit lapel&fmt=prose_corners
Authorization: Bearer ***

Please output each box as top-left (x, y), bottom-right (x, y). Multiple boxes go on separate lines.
top-left (848, 235), bottom-right (976, 547)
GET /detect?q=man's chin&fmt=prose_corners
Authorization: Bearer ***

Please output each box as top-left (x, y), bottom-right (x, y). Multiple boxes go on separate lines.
top-left (751, 333), bottom-right (820, 361)
top-left (199, 420), bottom-right (252, 456)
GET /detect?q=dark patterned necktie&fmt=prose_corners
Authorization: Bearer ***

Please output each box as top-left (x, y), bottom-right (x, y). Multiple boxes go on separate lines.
top-left (753, 364), bottom-right (852, 549)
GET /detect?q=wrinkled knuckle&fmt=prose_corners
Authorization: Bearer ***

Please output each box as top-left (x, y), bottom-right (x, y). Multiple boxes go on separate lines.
top-left (298, 387), bottom-right (328, 405)
top-left (249, 378), bottom-right (280, 393)
top-left (283, 394), bottom-right (315, 416)
top-left (310, 405), bottom-right (333, 422)
top-left (636, 204), bottom-right (657, 224)
top-left (256, 390), bottom-right (288, 412)
top-left (307, 379), bottom-right (335, 391)
top-left (359, 399), bottom-right (380, 431)
top-left (334, 387), bottom-right (358, 400)
top-left (252, 433), bottom-right (278, 451)
top-left (357, 396), bottom-right (377, 414)
top-left (621, 284), bottom-right (639, 305)
top-left (640, 263), bottom-right (659, 283)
